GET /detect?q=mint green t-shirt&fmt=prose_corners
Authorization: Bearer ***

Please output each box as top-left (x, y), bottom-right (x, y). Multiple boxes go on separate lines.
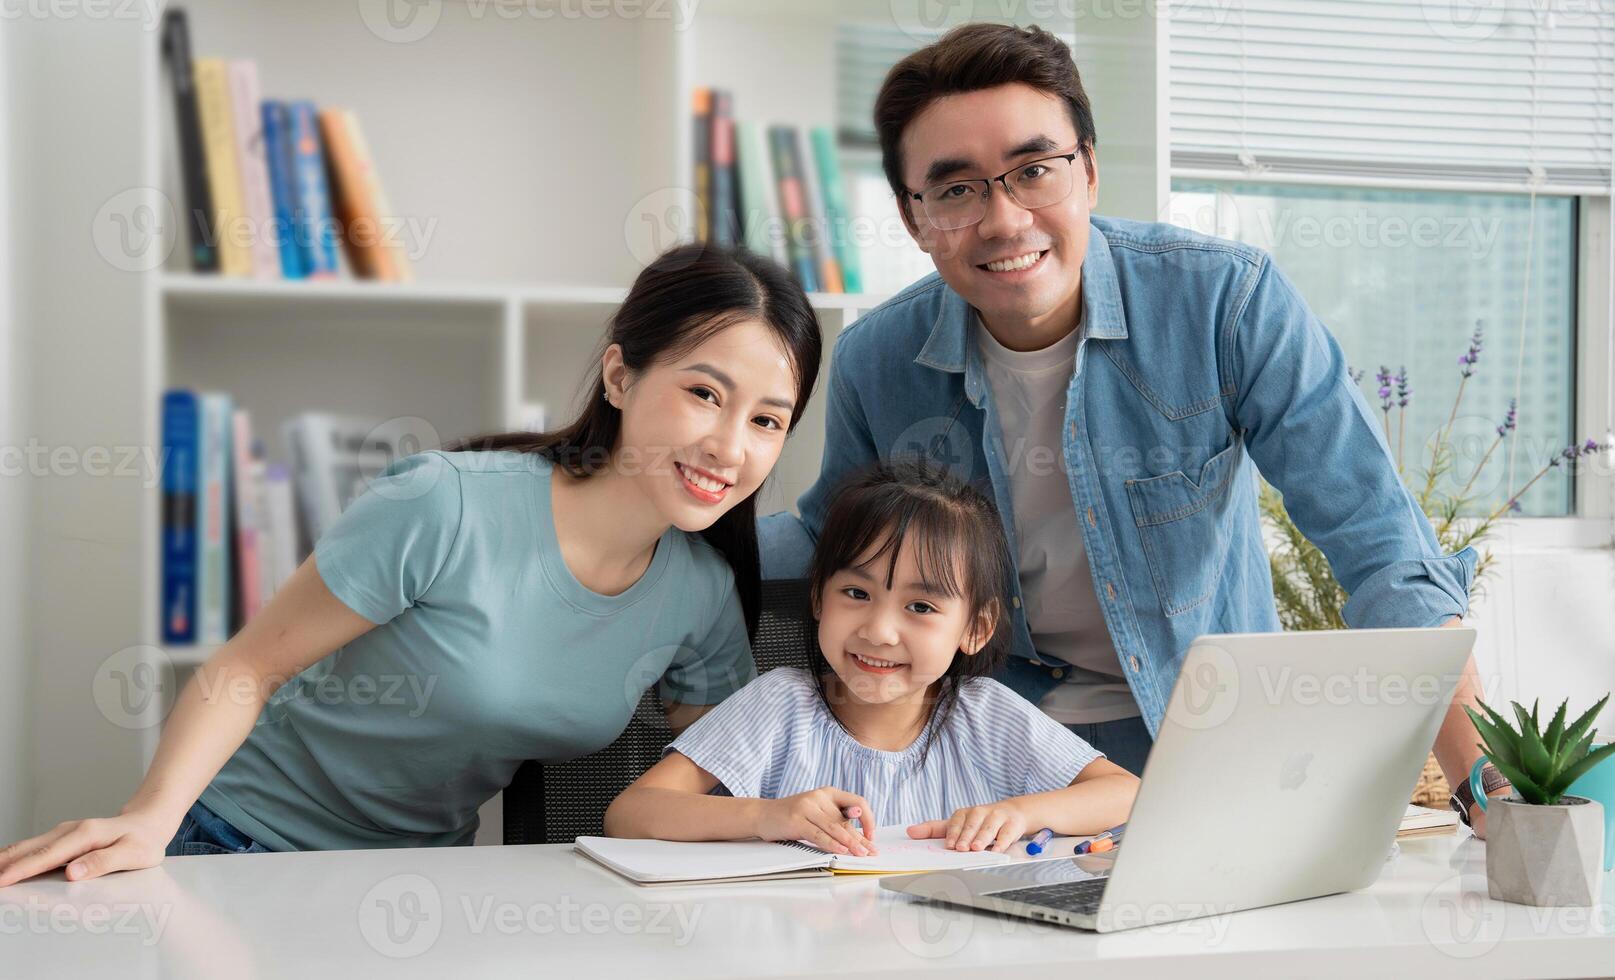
top-left (199, 450), bottom-right (756, 851)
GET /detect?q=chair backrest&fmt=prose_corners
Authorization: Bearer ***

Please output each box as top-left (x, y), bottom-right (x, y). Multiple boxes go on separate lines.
top-left (502, 578), bottom-right (816, 845)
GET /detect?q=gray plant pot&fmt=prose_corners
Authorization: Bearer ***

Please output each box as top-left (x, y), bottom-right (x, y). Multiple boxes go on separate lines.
top-left (1486, 795), bottom-right (1606, 907)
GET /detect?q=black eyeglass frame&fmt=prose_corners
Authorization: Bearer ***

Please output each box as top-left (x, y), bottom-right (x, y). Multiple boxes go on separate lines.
top-left (906, 150), bottom-right (1084, 229)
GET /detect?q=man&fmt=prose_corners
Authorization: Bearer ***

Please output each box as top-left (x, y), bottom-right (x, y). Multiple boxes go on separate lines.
top-left (760, 23), bottom-right (1507, 836)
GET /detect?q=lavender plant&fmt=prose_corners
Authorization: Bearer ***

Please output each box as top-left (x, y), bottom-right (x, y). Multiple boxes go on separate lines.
top-left (1261, 322), bottom-right (1609, 632)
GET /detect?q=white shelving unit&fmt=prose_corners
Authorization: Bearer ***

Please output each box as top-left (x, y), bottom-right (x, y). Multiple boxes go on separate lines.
top-left (134, 2), bottom-right (945, 805)
top-left (0, 0), bottom-right (1152, 837)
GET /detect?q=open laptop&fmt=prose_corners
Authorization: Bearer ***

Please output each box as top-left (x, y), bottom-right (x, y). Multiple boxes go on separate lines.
top-left (881, 626), bottom-right (1477, 933)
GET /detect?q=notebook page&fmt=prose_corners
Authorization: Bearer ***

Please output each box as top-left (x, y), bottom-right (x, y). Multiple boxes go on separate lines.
top-left (573, 837), bottom-right (831, 883)
top-left (793, 826), bottom-right (1017, 873)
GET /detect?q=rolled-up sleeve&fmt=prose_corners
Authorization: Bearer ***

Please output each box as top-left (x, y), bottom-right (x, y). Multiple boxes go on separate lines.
top-left (1341, 549), bottom-right (1478, 628)
top-left (1228, 255), bottom-right (1476, 628)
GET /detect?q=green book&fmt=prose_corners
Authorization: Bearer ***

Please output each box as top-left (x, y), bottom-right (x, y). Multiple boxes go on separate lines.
top-left (737, 121), bottom-right (787, 266)
top-left (810, 127), bottom-right (863, 294)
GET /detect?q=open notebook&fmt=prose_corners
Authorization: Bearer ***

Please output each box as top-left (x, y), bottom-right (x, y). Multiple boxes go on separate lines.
top-left (574, 827), bottom-right (1020, 885)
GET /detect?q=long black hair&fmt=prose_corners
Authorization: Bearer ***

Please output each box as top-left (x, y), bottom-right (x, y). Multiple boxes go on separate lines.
top-left (446, 243), bottom-right (821, 638)
top-left (806, 460), bottom-right (1015, 763)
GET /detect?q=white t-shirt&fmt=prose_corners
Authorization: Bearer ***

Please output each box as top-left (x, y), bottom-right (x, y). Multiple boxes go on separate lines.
top-left (976, 317), bottom-right (1141, 725)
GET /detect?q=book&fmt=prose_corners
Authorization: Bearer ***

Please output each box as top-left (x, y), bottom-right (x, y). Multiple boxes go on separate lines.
top-left (226, 60), bottom-right (280, 280)
top-left (196, 393), bottom-right (234, 644)
top-left (193, 58), bottom-right (251, 277)
top-left (342, 111), bottom-right (412, 281)
top-left (574, 827), bottom-right (1017, 886)
top-left (282, 413), bottom-right (439, 546)
top-left (288, 101), bottom-right (340, 278)
top-left (690, 88), bottom-right (711, 243)
top-left (767, 125), bottom-right (819, 292)
top-left (709, 90), bottom-right (736, 248)
top-left (736, 122), bottom-right (788, 267)
top-left (1398, 803), bottom-right (1460, 840)
top-left (262, 462), bottom-right (301, 589)
top-left (158, 9), bottom-right (218, 273)
top-left (246, 444), bottom-right (279, 610)
top-left (796, 127), bottom-right (842, 293)
top-left (319, 109), bottom-right (408, 281)
top-left (230, 410), bottom-right (264, 629)
top-left (810, 127), bottom-right (862, 293)
top-left (261, 102), bottom-right (307, 279)
top-left (319, 108), bottom-right (388, 280)
top-left (160, 391), bottom-right (201, 644)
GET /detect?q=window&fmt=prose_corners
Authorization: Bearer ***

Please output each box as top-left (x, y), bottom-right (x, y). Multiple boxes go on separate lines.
top-left (1170, 1), bottom-right (1612, 519)
top-left (1170, 181), bottom-right (1577, 515)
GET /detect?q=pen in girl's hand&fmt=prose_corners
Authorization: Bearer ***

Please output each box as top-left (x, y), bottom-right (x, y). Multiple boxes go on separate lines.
top-left (1025, 828), bottom-right (1055, 856)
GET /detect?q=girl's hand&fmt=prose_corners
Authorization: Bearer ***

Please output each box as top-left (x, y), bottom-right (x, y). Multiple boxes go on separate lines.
top-left (907, 801), bottom-right (1029, 853)
top-left (0, 809), bottom-right (175, 887)
top-left (755, 787), bottom-right (878, 856)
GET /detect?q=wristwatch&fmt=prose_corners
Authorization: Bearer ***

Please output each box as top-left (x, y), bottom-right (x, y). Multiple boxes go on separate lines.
top-left (1450, 762), bottom-right (1511, 827)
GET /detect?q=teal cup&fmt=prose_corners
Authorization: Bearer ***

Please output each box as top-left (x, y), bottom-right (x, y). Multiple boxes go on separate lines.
top-left (1567, 744), bottom-right (1615, 873)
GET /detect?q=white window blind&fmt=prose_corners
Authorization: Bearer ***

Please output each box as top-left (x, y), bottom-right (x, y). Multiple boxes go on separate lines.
top-left (1170, 0), bottom-right (1615, 194)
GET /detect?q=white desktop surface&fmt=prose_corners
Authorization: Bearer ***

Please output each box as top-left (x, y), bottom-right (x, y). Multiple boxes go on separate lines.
top-left (5, 832), bottom-right (1612, 979)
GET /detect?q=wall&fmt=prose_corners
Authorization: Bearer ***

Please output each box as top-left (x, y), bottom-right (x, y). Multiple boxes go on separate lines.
top-left (12, 14), bottom-right (150, 833)
top-left (0, 13), bottom-right (33, 845)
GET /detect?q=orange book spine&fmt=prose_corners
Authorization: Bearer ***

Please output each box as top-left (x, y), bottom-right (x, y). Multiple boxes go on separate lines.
top-left (317, 108), bottom-right (391, 280)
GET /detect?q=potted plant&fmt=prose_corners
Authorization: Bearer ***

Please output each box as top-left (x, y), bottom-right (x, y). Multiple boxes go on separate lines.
top-left (1463, 695), bottom-right (1615, 906)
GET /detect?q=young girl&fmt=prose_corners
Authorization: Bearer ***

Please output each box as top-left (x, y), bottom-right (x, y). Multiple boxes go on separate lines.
top-left (0, 244), bottom-right (821, 884)
top-left (606, 461), bottom-right (1139, 856)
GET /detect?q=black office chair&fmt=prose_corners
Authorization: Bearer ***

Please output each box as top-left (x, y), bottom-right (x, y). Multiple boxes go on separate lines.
top-left (503, 578), bottom-right (817, 845)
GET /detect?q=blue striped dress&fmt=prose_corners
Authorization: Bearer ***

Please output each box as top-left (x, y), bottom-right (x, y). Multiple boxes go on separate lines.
top-left (665, 667), bottom-right (1103, 828)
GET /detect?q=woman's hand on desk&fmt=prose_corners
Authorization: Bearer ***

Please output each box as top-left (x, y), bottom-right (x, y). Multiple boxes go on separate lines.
top-left (0, 807), bottom-right (173, 887)
top-left (755, 787), bottom-right (878, 857)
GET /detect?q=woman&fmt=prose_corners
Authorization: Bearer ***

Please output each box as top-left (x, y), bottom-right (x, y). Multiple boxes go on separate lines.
top-left (0, 243), bottom-right (821, 882)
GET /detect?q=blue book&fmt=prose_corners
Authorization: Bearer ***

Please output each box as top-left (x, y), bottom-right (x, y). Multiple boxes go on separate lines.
top-left (288, 101), bottom-right (339, 277)
top-left (160, 391), bottom-right (200, 644)
top-left (262, 101), bottom-right (308, 279)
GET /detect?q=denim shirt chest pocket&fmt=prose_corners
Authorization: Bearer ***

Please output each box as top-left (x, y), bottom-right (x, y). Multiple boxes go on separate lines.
top-left (1123, 435), bottom-right (1242, 615)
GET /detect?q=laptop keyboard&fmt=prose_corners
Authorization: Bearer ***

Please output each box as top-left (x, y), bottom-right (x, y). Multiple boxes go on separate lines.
top-left (984, 877), bottom-right (1108, 916)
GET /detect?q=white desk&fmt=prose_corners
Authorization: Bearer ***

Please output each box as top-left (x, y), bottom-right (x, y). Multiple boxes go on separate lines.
top-left (5, 832), bottom-right (1613, 979)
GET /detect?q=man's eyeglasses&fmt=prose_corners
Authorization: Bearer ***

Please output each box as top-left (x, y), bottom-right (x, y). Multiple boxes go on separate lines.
top-left (908, 151), bottom-right (1081, 231)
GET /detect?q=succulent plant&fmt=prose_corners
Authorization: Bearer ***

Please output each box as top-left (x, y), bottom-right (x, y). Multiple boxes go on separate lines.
top-left (1464, 695), bottom-right (1615, 806)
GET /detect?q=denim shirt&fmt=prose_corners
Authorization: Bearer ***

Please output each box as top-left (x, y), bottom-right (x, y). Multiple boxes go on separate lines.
top-left (760, 215), bottom-right (1476, 736)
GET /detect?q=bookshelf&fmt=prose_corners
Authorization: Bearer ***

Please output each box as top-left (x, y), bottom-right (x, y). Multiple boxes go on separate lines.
top-left (0, 0), bottom-right (1159, 839)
